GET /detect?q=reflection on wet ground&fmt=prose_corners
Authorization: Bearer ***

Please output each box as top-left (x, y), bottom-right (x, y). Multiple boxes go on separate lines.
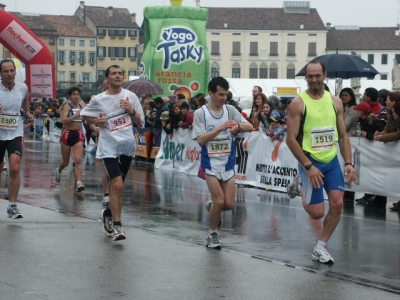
top-left (5, 133), bottom-right (400, 294)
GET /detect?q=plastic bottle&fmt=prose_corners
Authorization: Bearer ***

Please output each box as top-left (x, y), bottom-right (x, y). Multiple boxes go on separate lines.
top-left (355, 122), bottom-right (362, 137)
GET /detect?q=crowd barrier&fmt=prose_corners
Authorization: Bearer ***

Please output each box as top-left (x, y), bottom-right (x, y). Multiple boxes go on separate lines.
top-left (155, 128), bottom-right (400, 198)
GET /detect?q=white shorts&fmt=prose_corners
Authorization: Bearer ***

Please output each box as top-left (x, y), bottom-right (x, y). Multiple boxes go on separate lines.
top-left (205, 169), bottom-right (235, 181)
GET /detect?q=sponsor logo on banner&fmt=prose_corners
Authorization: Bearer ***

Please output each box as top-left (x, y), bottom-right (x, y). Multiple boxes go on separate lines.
top-left (0, 20), bottom-right (43, 61)
top-left (156, 27), bottom-right (204, 70)
top-left (235, 136), bottom-right (250, 180)
top-left (160, 134), bottom-right (185, 161)
top-left (30, 65), bottom-right (53, 97)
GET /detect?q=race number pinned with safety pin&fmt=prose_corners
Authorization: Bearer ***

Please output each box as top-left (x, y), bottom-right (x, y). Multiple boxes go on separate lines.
top-left (207, 137), bottom-right (232, 156)
top-left (311, 126), bottom-right (336, 150)
top-left (106, 110), bottom-right (132, 133)
top-left (0, 112), bottom-right (20, 130)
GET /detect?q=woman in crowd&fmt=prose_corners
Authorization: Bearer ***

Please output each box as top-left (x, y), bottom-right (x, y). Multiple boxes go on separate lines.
top-left (257, 100), bottom-right (275, 132)
top-left (250, 92), bottom-right (267, 128)
top-left (340, 88), bottom-right (359, 136)
top-left (164, 104), bottom-right (182, 133)
top-left (54, 87), bottom-right (85, 192)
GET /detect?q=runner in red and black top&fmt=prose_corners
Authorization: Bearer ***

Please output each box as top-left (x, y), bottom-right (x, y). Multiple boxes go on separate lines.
top-left (54, 87), bottom-right (86, 192)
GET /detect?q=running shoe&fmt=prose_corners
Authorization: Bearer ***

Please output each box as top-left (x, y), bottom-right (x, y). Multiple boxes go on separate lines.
top-left (287, 174), bottom-right (301, 198)
top-left (312, 246), bottom-right (334, 264)
top-left (113, 225), bottom-right (126, 241)
top-left (205, 200), bottom-right (223, 228)
top-left (101, 208), bottom-right (113, 237)
top-left (102, 195), bottom-right (110, 207)
top-left (206, 232), bottom-right (221, 249)
top-left (7, 204), bottom-right (23, 219)
top-left (54, 168), bottom-right (61, 185)
top-left (76, 181), bottom-right (85, 192)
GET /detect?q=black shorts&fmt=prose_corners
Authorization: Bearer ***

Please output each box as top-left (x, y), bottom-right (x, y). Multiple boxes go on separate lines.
top-left (102, 155), bottom-right (132, 181)
top-left (60, 129), bottom-right (85, 147)
top-left (0, 137), bottom-right (23, 162)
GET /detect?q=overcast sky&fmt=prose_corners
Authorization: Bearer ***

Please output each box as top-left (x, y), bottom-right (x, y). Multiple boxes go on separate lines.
top-left (1, 0), bottom-right (399, 27)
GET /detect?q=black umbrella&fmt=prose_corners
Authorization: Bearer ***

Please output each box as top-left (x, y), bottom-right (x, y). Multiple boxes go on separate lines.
top-left (123, 79), bottom-right (163, 95)
top-left (296, 54), bottom-right (380, 79)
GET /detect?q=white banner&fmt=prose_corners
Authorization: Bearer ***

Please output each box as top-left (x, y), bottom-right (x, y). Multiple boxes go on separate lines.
top-left (155, 130), bottom-right (400, 198)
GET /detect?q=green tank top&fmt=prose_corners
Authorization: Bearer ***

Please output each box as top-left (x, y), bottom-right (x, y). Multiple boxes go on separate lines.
top-left (297, 90), bottom-right (338, 163)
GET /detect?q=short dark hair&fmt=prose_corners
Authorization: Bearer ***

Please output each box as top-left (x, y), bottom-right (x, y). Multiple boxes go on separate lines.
top-left (388, 91), bottom-right (400, 103)
top-left (378, 89), bottom-right (390, 102)
top-left (67, 86), bottom-right (81, 96)
top-left (208, 77), bottom-right (229, 93)
top-left (305, 59), bottom-right (326, 74)
top-left (105, 65), bottom-right (122, 77)
top-left (365, 87), bottom-right (379, 102)
top-left (154, 97), bottom-right (164, 104)
top-left (176, 93), bottom-right (185, 100)
top-left (253, 86), bottom-right (262, 93)
top-left (339, 88), bottom-right (357, 107)
top-left (0, 59), bottom-right (16, 72)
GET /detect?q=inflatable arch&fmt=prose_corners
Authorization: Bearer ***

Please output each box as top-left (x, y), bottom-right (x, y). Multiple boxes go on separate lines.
top-left (0, 10), bottom-right (56, 98)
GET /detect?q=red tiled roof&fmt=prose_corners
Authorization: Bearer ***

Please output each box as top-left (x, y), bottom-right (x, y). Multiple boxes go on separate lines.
top-left (80, 6), bottom-right (139, 29)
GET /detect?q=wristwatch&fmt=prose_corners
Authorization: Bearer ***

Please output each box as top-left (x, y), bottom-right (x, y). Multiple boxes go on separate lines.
top-left (129, 110), bottom-right (136, 116)
top-left (304, 163), bottom-right (313, 171)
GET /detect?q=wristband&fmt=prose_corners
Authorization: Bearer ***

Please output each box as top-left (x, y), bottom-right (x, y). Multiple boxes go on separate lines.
top-left (129, 110), bottom-right (136, 116)
top-left (344, 162), bottom-right (354, 168)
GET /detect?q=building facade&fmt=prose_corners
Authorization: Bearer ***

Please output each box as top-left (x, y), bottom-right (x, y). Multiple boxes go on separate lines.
top-left (205, 2), bottom-right (327, 79)
top-left (75, 3), bottom-right (140, 85)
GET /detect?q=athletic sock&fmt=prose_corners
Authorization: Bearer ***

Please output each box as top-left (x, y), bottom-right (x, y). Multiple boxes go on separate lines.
top-left (113, 221), bottom-right (122, 227)
top-left (316, 240), bottom-right (327, 249)
top-left (209, 229), bottom-right (217, 235)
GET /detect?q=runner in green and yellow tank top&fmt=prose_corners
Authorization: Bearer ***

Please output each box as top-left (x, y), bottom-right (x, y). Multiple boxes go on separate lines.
top-left (286, 60), bottom-right (357, 265)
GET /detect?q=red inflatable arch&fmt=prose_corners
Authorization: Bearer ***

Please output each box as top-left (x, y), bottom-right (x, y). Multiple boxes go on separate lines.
top-left (0, 10), bottom-right (56, 98)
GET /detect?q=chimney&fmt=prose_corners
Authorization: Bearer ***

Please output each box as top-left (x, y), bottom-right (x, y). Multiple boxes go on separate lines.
top-left (0, 3), bottom-right (6, 10)
top-left (300, 24), bottom-right (304, 29)
top-left (108, 6), bottom-right (113, 17)
top-left (224, 22), bottom-right (228, 28)
top-left (80, 1), bottom-right (85, 8)
top-left (131, 13), bottom-right (136, 23)
top-left (326, 22), bottom-right (331, 29)
top-left (195, 0), bottom-right (200, 8)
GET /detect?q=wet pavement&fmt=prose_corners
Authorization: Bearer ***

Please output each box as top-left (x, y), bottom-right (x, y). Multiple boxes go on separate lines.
top-left (1, 132), bottom-right (399, 299)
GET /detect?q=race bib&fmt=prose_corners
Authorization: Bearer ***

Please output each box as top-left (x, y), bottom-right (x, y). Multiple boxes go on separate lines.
top-left (0, 112), bottom-right (20, 130)
top-left (72, 108), bottom-right (82, 122)
top-left (311, 126), bottom-right (336, 150)
top-left (207, 138), bottom-right (231, 156)
top-left (107, 111), bottom-right (132, 133)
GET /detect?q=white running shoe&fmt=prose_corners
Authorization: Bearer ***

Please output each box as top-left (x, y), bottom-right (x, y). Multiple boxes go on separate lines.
top-left (312, 246), bottom-right (334, 264)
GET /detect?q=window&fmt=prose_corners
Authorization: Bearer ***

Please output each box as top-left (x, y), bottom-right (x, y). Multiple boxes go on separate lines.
top-left (128, 30), bottom-right (137, 37)
top-left (270, 33), bottom-right (278, 36)
top-left (79, 40), bottom-right (85, 47)
top-left (269, 63), bottom-right (278, 79)
top-left (250, 42), bottom-right (258, 56)
top-left (89, 52), bottom-right (96, 64)
top-left (288, 33), bottom-right (296, 36)
top-left (211, 32), bottom-right (220, 35)
top-left (232, 68), bottom-right (240, 78)
top-left (81, 73), bottom-right (90, 82)
top-left (49, 37), bottom-right (55, 45)
top-left (232, 41), bottom-right (241, 56)
top-left (287, 42), bottom-right (296, 56)
top-left (58, 72), bottom-right (65, 82)
top-left (59, 39), bottom-right (64, 46)
top-left (211, 41), bottom-right (220, 55)
top-left (69, 51), bottom-right (76, 63)
top-left (78, 52), bottom-right (85, 63)
top-left (97, 46), bottom-right (106, 57)
top-left (90, 40), bottom-right (95, 47)
top-left (270, 42), bottom-right (278, 56)
top-left (381, 74), bottom-right (388, 80)
top-left (211, 62), bottom-right (220, 78)
top-left (286, 63), bottom-right (296, 79)
top-left (396, 54), bottom-right (400, 63)
top-left (97, 29), bottom-right (106, 36)
top-left (308, 33), bottom-right (317, 36)
top-left (70, 39), bottom-right (75, 46)
top-left (108, 29), bottom-right (126, 37)
top-left (98, 70), bottom-right (105, 83)
top-left (259, 63), bottom-right (268, 79)
top-left (381, 54), bottom-right (388, 65)
top-left (70, 72), bottom-right (76, 82)
top-left (211, 67), bottom-right (219, 78)
top-left (128, 70), bottom-right (137, 77)
top-left (250, 33), bottom-right (258, 36)
top-left (249, 63), bottom-right (258, 79)
top-left (58, 50), bottom-right (65, 63)
top-left (128, 47), bottom-right (137, 58)
top-left (232, 33), bottom-right (241, 35)
top-left (368, 54), bottom-right (374, 64)
top-left (308, 42), bottom-right (317, 57)
top-left (108, 47), bottom-right (126, 58)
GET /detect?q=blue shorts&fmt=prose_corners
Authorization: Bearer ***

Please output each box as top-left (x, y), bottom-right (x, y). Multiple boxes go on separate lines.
top-left (298, 155), bottom-right (345, 205)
